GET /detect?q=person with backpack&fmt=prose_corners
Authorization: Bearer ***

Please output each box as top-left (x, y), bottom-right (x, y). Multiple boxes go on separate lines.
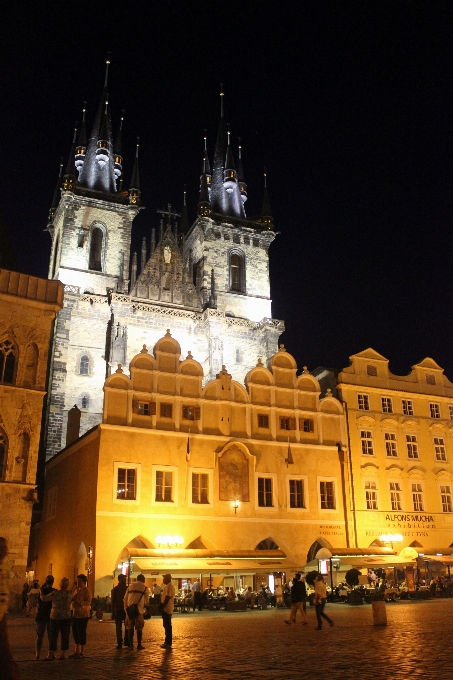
top-left (123, 574), bottom-right (149, 650)
top-left (284, 573), bottom-right (307, 625)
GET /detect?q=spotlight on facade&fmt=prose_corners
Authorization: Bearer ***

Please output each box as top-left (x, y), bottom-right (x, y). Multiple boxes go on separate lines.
top-left (233, 499), bottom-right (240, 514)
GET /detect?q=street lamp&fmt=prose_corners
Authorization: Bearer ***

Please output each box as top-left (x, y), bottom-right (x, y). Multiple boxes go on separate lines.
top-left (233, 499), bottom-right (240, 514)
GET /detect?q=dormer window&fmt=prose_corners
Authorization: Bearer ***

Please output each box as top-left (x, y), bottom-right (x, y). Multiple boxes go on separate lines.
top-left (367, 364), bottom-right (378, 377)
top-left (426, 373), bottom-right (436, 385)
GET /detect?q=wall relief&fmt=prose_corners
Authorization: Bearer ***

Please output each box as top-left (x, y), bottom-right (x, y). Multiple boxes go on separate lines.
top-left (219, 446), bottom-right (249, 502)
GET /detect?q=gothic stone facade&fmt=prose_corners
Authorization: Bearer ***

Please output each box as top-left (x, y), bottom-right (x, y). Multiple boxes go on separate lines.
top-left (0, 270), bottom-right (63, 602)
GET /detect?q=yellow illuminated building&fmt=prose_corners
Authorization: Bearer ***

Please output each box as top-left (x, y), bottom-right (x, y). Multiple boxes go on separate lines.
top-left (337, 348), bottom-right (453, 566)
top-left (37, 331), bottom-right (347, 593)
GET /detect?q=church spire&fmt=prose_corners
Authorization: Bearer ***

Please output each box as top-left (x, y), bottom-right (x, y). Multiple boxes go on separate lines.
top-left (261, 168), bottom-right (273, 229)
top-left (77, 57), bottom-right (117, 193)
top-left (47, 160), bottom-right (63, 231)
top-left (210, 85), bottom-right (228, 214)
top-left (128, 138), bottom-right (140, 205)
top-left (180, 185), bottom-right (189, 235)
top-left (223, 124), bottom-right (237, 194)
top-left (237, 137), bottom-right (247, 205)
top-left (198, 131), bottom-right (211, 216)
top-left (75, 102), bottom-right (87, 177)
top-left (114, 110), bottom-right (124, 186)
top-left (63, 124), bottom-right (78, 191)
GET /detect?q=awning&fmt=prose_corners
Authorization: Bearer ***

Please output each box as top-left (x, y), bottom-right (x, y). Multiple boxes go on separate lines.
top-left (418, 555), bottom-right (453, 566)
top-left (119, 548), bottom-right (301, 575)
top-left (341, 556), bottom-right (416, 568)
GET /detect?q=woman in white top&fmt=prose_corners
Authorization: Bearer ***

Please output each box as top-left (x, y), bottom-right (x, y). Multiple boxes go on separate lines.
top-left (314, 575), bottom-right (334, 630)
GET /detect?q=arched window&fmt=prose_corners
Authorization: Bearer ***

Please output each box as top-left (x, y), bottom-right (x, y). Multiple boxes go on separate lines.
top-left (229, 250), bottom-right (245, 293)
top-left (0, 429), bottom-right (8, 481)
top-left (89, 227), bottom-right (104, 271)
top-left (79, 393), bottom-right (90, 409)
top-left (79, 355), bottom-right (90, 375)
top-left (23, 343), bottom-right (38, 388)
top-left (0, 339), bottom-right (17, 384)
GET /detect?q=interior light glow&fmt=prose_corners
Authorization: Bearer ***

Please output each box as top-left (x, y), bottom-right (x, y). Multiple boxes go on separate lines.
top-left (379, 533), bottom-right (403, 543)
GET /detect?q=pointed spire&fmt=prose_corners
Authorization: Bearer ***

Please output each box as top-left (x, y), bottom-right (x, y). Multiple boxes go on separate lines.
top-left (198, 130), bottom-right (212, 216)
top-left (128, 138), bottom-right (140, 205)
top-left (141, 237), bottom-right (147, 272)
top-left (210, 85), bottom-right (228, 214)
top-left (203, 129), bottom-right (211, 175)
top-left (114, 110), bottom-right (124, 184)
top-left (62, 124), bottom-right (78, 191)
top-left (47, 160), bottom-right (64, 230)
top-left (159, 218), bottom-right (164, 243)
top-left (180, 185), bottom-right (189, 234)
top-left (223, 123), bottom-right (237, 195)
top-left (104, 53), bottom-right (110, 87)
top-left (131, 252), bottom-right (137, 288)
top-left (75, 103), bottom-right (87, 176)
top-left (261, 168), bottom-right (273, 228)
top-left (150, 227), bottom-right (156, 255)
top-left (220, 83), bottom-right (224, 118)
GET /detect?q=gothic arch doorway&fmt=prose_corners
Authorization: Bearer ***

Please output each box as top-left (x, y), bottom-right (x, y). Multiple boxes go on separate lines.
top-left (306, 538), bottom-right (333, 563)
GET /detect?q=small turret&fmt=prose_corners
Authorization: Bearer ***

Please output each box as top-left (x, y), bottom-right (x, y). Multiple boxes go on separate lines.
top-left (140, 237), bottom-right (147, 273)
top-left (47, 160), bottom-right (63, 231)
top-left (75, 102), bottom-right (87, 176)
top-left (114, 110), bottom-right (124, 185)
top-left (150, 227), bottom-right (156, 255)
top-left (261, 169), bottom-right (273, 229)
top-left (131, 252), bottom-right (137, 288)
top-left (96, 96), bottom-right (110, 168)
top-left (180, 185), bottom-right (189, 235)
top-left (128, 138), bottom-right (140, 205)
top-left (237, 137), bottom-right (247, 204)
top-left (63, 124), bottom-right (78, 191)
top-left (223, 124), bottom-right (237, 194)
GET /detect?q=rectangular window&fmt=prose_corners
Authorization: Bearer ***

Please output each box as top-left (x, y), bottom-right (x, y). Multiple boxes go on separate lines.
top-left (117, 468), bottom-right (136, 500)
top-left (192, 473), bottom-right (209, 504)
top-left (367, 364), bottom-right (378, 376)
top-left (389, 482), bottom-right (402, 511)
top-left (182, 405), bottom-right (201, 420)
top-left (426, 373), bottom-right (436, 385)
top-left (402, 399), bottom-right (414, 416)
top-left (406, 434), bottom-right (419, 459)
top-left (434, 437), bottom-right (447, 462)
top-left (289, 479), bottom-right (305, 508)
top-left (258, 414), bottom-right (269, 428)
top-left (258, 477), bottom-right (273, 507)
top-left (133, 400), bottom-right (156, 415)
top-left (440, 485), bottom-right (453, 513)
top-left (449, 405), bottom-right (453, 421)
top-left (302, 418), bottom-right (314, 433)
top-left (320, 481), bottom-right (335, 509)
top-left (364, 481), bottom-right (378, 510)
top-left (280, 417), bottom-right (296, 430)
top-left (160, 403), bottom-right (173, 418)
top-left (385, 433), bottom-right (398, 457)
top-left (381, 397), bottom-right (393, 413)
top-left (358, 394), bottom-right (370, 411)
top-left (412, 483), bottom-right (424, 512)
top-left (138, 402), bottom-right (150, 416)
top-left (253, 238), bottom-right (260, 247)
top-left (430, 403), bottom-right (441, 419)
top-left (155, 470), bottom-right (173, 502)
top-left (360, 430), bottom-right (374, 456)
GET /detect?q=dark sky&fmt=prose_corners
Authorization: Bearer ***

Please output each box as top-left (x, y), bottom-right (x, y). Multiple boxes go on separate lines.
top-left (2, 3), bottom-right (453, 378)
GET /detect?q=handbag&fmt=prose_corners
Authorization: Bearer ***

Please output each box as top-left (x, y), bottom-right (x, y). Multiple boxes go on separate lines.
top-left (126, 589), bottom-right (145, 619)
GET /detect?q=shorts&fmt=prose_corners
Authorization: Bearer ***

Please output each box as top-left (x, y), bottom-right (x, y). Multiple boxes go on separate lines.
top-left (125, 613), bottom-right (144, 630)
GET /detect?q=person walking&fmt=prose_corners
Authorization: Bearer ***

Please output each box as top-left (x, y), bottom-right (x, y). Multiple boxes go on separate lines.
top-left (314, 574), bottom-right (334, 630)
top-left (70, 574), bottom-right (92, 658)
top-left (112, 574), bottom-right (127, 649)
top-left (192, 578), bottom-right (202, 611)
top-left (160, 573), bottom-right (175, 649)
top-left (0, 537), bottom-right (20, 680)
top-left (40, 576), bottom-right (73, 659)
top-left (27, 580), bottom-right (40, 618)
top-left (123, 574), bottom-right (149, 650)
top-left (21, 583), bottom-right (29, 612)
top-left (35, 575), bottom-right (56, 660)
top-left (284, 573), bottom-right (307, 625)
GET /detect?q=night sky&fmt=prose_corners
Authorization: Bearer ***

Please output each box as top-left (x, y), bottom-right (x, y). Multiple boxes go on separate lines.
top-left (2, 3), bottom-right (453, 378)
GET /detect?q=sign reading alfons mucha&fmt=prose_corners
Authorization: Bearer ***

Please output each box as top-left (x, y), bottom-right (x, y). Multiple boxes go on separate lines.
top-left (219, 446), bottom-right (250, 502)
top-left (365, 512), bottom-right (436, 539)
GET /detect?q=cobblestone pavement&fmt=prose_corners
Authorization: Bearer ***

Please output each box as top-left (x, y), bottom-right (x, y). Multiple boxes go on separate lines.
top-left (7, 600), bottom-right (453, 679)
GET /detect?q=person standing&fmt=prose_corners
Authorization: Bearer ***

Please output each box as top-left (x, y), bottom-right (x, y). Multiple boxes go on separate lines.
top-left (21, 583), bottom-right (29, 612)
top-left (40, 576), bottom-right (73, 659)
top-left (35, 575), bottom-right (56, 660)
top-left (111, 574), bottom-right (127, 649)
top-left (0, 537), bottom-right (20, 679)
top-left (27, 580), bottom-right (40, 618)
top-left (124, 574), bottom-right (149, 651)
top-left (70, 574), bottom-right (92, 658)
top-left (314, 574), bottom-right (334, 630)
top-left (284, 573), bottom-right (307, 625)
top-left (152, 581), bottom-right (163, 605)
top-left (192, 578), bottom-right (202, 611)
top-left (160, 573), bottom-right (175, 649)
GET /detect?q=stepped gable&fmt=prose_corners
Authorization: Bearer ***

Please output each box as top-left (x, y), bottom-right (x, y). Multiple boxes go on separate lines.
top-left (131, 224), bottom-right (201, 309)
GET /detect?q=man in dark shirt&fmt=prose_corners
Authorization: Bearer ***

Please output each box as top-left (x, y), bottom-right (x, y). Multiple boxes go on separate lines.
top-left (35, 575), bottom-right (56, 660)
top-left (111, 574), bottom-right (127, 649)
top-left (284, 573), bottom-right (307, 625)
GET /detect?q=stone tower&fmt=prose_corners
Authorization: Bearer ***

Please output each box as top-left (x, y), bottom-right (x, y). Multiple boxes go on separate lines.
top-left (45, 74), bottom-right (284, 460)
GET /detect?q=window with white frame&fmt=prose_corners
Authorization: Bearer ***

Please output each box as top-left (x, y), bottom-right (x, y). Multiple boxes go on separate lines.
top-left (381, 397), bottom-right (393, 413)
top-left (191, 472), bottom-right (209, 504)
top-left (411, 482), bottom-right (424, 512)
top-left (360, 430), bottom-right (374, 456)
top-left (358, 394), bottom-right (370, 411)
top-left (434, 437), bottom-right (447, 462)
top-left (319, 479), bottom-right (336, 510)
top-left (430, 403), bottom-right (441, 419)
top-left (440, 485), bottom-right (453, 513)
top-left (289, 478), bottom-right (306, 508)
top-left (257, 476), bottom-right (274, 507)
top-left (385, 432), bottom-right (398, 457)
top-left (79, 354), bottom-right (90, 375)
top-left (449, 405), bottom-right (453, 421)
top-left (406, 434), bottom-right (419, 459)
top-left (113, 462), bottom-right (141, 504)
top-left (402, 399), bottom-right (414, 416)
top-left (364, 481), bottom-right (378, 510)
top-left (389, 482), bottom-right (403, 511)
top-left (155, 469), bottom-right (173, 502)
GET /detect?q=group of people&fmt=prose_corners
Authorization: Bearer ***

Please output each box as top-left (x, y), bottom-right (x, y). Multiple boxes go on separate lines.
top-left (285, 572), bottom-right (334, 630)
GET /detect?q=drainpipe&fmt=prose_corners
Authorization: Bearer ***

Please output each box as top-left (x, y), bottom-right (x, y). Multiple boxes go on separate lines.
top-left (342, 400), bottom-right (359, 548)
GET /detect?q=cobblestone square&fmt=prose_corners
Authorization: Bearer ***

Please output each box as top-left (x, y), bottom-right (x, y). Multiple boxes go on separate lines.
top-left (8, 600), bottom-right (453, 679)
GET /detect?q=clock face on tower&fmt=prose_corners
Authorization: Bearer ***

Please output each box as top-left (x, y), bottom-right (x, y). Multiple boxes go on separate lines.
top-left (164, 246), bottom-right (171, 264)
